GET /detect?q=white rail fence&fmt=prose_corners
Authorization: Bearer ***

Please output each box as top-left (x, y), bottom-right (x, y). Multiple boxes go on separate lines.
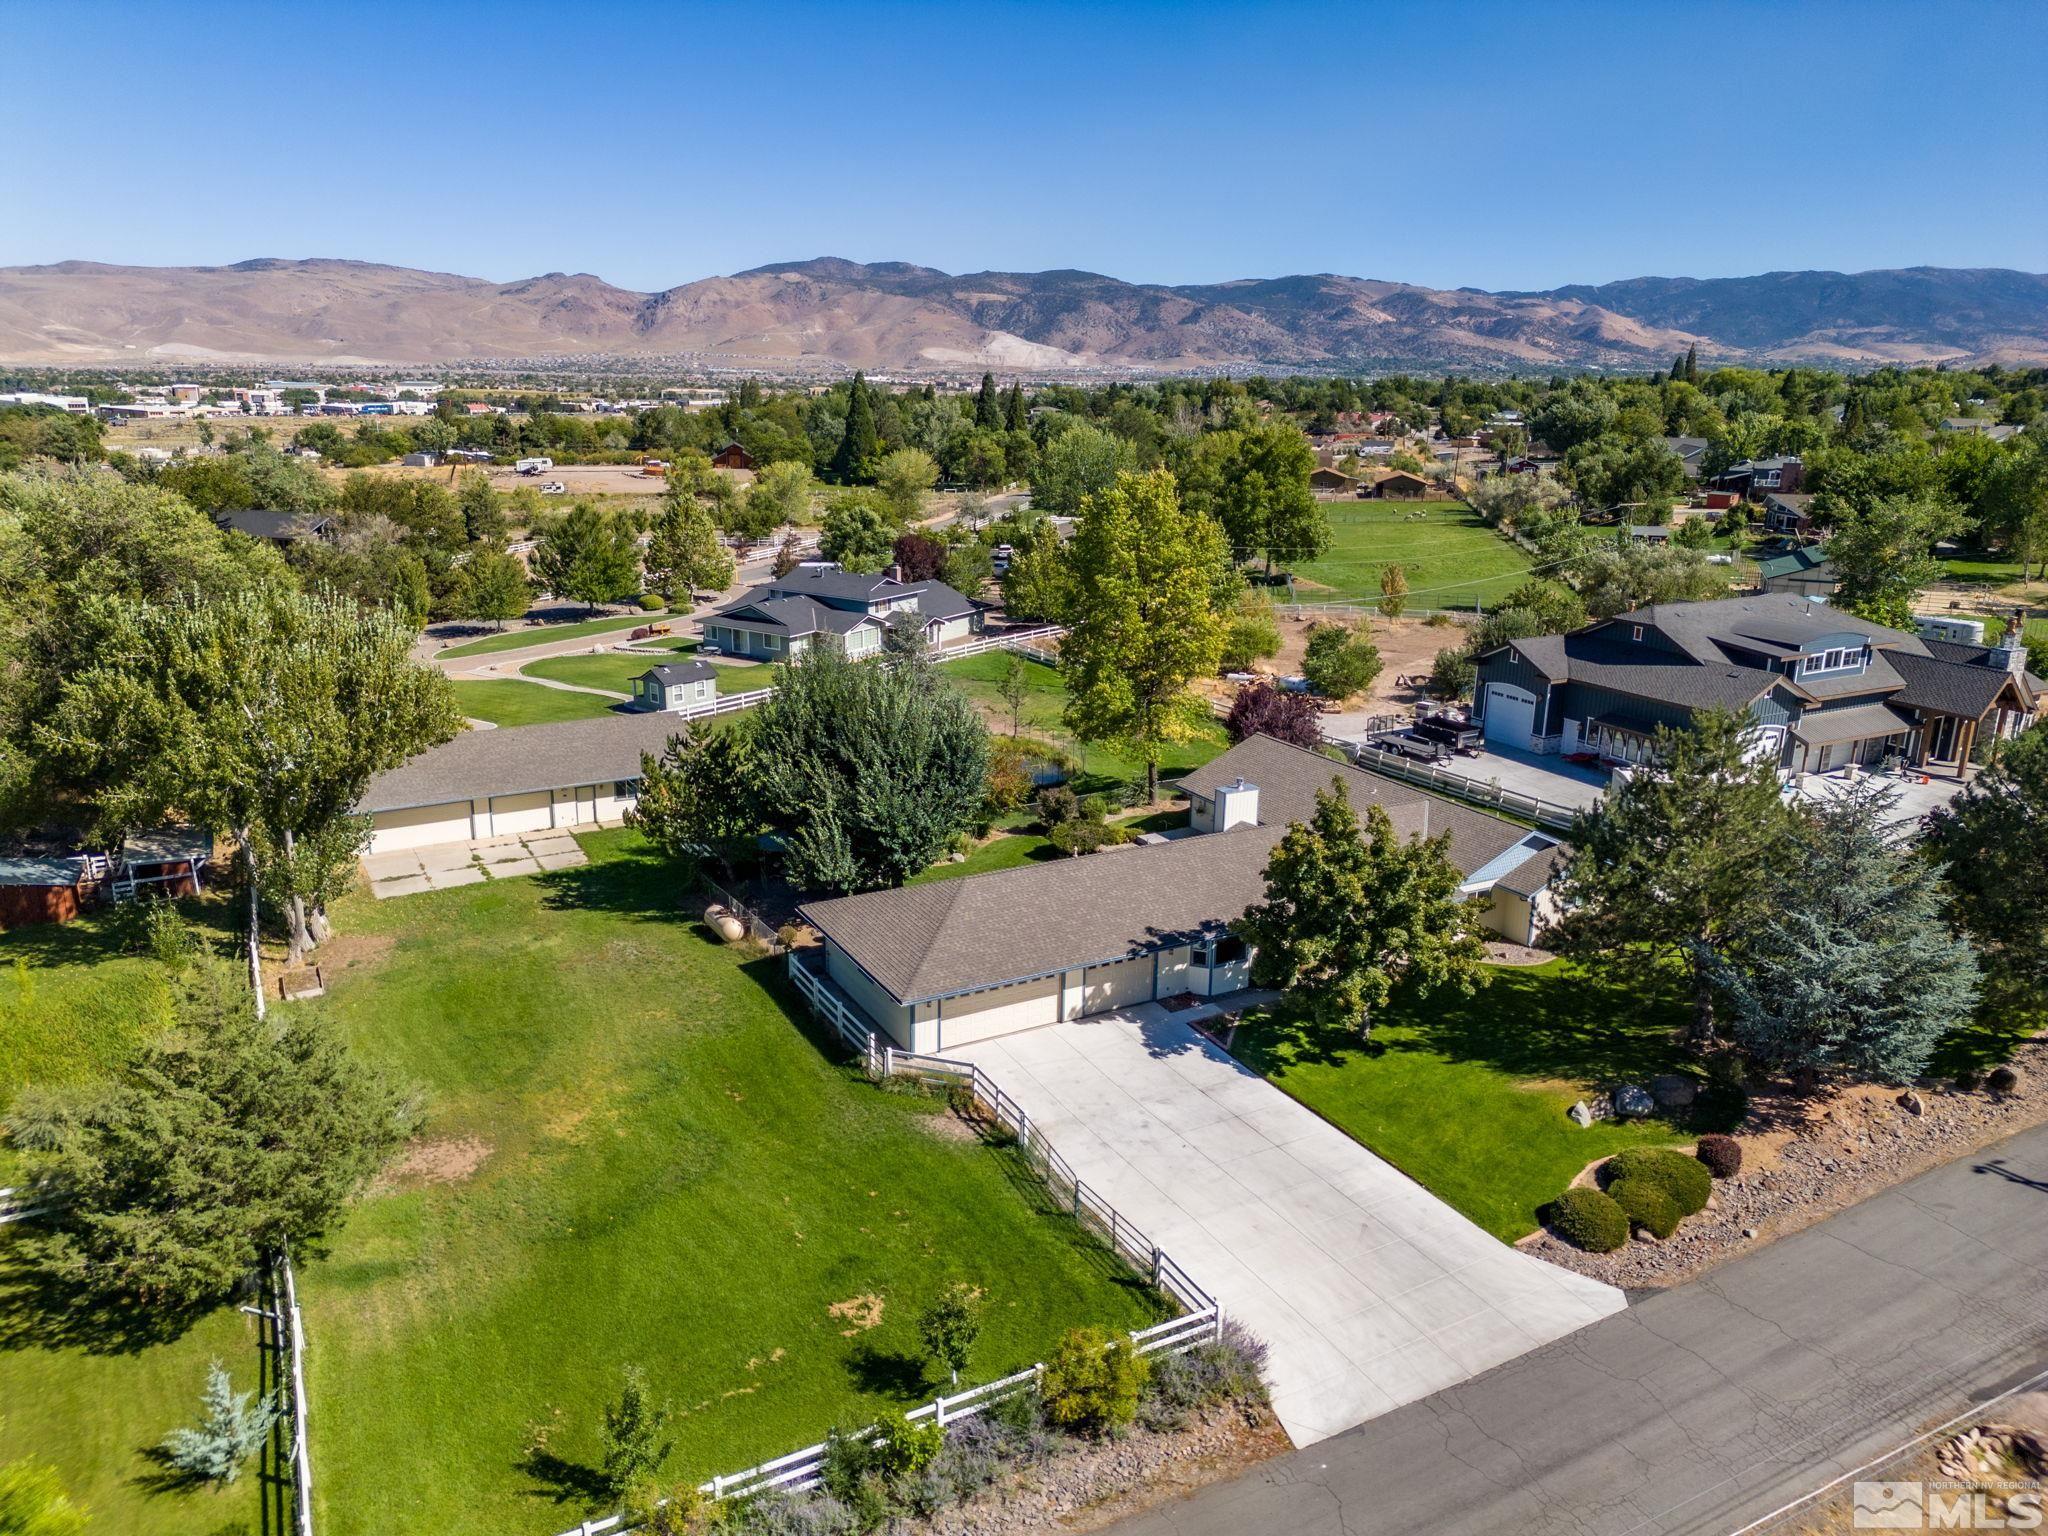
top-left (556, 954), bottom-right (1236, 1536)
top-left (1330, 734), bottom-right (1581, 831)
top-left (276, 1248), bottom-right (316, 1536)
top-left (0, 1184), bottom-right (55, 1225)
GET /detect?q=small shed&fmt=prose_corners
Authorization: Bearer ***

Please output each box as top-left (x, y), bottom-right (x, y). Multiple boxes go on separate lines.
top-left (632, 660), bottom-right (720, 713)
top-left (0, 855), bottom-right (90, 928)
top-left (118, 827), bottom-right (213, 898)
top-left (711, 441), bottom-right (757, 471)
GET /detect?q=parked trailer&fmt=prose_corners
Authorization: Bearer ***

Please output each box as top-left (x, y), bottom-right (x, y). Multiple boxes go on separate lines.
top-left (514, 457), bottom-right (555, 474)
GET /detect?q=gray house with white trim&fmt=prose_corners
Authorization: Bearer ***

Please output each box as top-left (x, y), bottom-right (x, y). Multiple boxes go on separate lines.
top-left (701, 564), bottom-right (981, 662)
top-left (631, 659), bottom-right (719, 712)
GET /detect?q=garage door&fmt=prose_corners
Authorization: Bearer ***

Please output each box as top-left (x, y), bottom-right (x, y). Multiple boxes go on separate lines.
top-left (1485, 684), bottom-right (1538, 751)
top-left (487, 790), bottom-right (554, 836)
top-left (936, 974), bottom-right (1062, 1050)
top-left (369, 801), bottom-right (473, 853)
top-left (1081, 954), bottom-right (1156, 1014)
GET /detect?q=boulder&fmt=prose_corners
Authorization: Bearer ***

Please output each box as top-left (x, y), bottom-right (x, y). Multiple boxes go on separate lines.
top-left (1611, 1083), bottom-right (1656, 1119)
top-left (1897, 1090), bottom-right (1925, 1116)
top-left (1649, 1074), bottom-right (1698, 1109)
top-left (1568, 1100), bottom-right (1596, 1128)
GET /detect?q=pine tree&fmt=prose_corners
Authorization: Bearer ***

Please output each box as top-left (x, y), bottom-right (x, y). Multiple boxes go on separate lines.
top-left (1236, 779), bottom-right (1488, 1039)
top-left (1551, 710), bottom-right (1795, 1046)
top-left (1709, 778), bottom-right (1981, 1084)
top-left (1669, 354), bottom-right (1686, 381)
top-left (830, 372), bottom-right (880, 483)
top-left (1926, 723), bottom-right (2048, 981)
top-left (975, 371), bottom-right (1001, 430)
top-left (159, 1360), bottom-right (281, 1486)
top-left (1003, 381), bottom-right (1028, 431)
top-left (1683, 343), bottom-right (1698, 382)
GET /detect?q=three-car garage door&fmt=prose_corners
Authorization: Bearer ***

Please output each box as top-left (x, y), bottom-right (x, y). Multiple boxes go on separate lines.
top-left (1483, 684), bottom-right (1538, 751)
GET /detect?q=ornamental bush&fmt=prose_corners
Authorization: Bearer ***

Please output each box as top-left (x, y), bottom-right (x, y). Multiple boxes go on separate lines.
top-left (1988, 1064), bottom-right (2025, 1096)
top-left (1041, 1327), bottom-right (1149, 1435)
top-left (1694, 1133), bottom-right (1744, 1179)
top-left (1602, 1146), bottom-right (1712, 1216)
top-left (1608, 1177), bottom-right (1681, 1240)
top-left (1548, 1186), bottom-right (1629, 1252)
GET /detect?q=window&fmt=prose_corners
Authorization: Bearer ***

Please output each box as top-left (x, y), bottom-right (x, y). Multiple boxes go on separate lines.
top-left (1631, 625), bottom-right (1644, 642)
top-left (1197, 935), bottom-right (1247, 967)
top-left (764, 632), bottom-right (781, 652)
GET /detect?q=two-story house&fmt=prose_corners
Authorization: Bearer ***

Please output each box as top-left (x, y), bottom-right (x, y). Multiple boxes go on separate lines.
top-left (699, 563), bottom-right (982, 662)
top-left (1472, 594), bottom-right (2041, 777)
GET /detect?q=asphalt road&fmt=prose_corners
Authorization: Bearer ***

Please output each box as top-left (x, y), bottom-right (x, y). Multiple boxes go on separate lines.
top-left (1114, 1121), bottom-right (2048, 1536)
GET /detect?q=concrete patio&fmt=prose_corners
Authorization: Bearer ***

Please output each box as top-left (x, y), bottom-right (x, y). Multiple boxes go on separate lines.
top-left (951, 1006), bottom-right (1625, 1447)
top-left (1328, 732), bottom-right (1613, 814)
top-left (360, 831), bottom-right (587, 898)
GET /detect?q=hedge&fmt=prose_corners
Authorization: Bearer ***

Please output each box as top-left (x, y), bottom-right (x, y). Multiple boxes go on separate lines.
top-left (1549, 1186), bottom-right (1629, 1252)
top-left (1608, 1177), bottom-right (1680, 1240)
top-left (1602, 1146), bottom-right (1712, 1216)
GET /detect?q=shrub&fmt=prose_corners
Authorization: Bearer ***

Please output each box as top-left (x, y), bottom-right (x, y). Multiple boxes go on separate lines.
top-left (1136, 1319), bottom-right (1271, 1430)
top-left (1034, 785), bottom-right (1079, 828)
top-left (622, 1479), bottom-right (713, 1535)
top-left (1608, 1177), bottom-right (1681, 1239)
top-left (1301, 621), bottom-right (1383, 699)
top-left (600, 1366), bottom-right (674, 1497)
top-left (1041, 1327), bottom-right (1149, 1434)
top-left (867, 1409), bottom-right (944, 1484)
top-left (1602, 1146), bottom-right (1712, 1216)
top-left (638, 593), bottom-right (667, 611)
top-left (1694, 1133), bottom-right (1743, 1178)
top-left (1988, 1064), bottom-right (2025, 1096)
top-left (1224, 681), bottom-right (1323, 748)
top-left (1548, 1187), bottom-right (1629, 1252)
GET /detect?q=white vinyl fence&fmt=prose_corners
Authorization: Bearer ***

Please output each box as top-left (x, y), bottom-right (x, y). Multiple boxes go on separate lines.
top-left (0, 1184), bottom-right (55, 1226)
top-left (276, 1249), bottom-right (316, 1536)
top-left (1332, 734), bottom-right (1581, 831)
top-left (544, 954), bottom-right (1224, 1536)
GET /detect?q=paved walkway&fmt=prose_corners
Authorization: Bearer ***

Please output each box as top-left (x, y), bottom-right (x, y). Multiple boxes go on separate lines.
top-left (1112, 1120), bottom-right (2048, 1536)
top-left (360, 830), bottom-right (586, 897)
top-left (951, 1008), bottom-right (1623, 1446)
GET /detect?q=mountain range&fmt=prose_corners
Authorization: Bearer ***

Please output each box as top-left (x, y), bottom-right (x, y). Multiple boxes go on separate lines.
top-left (2, 257), bottom-right (2044, 374)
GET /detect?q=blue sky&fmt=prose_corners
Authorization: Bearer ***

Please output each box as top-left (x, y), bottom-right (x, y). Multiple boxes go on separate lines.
top-left (4, 0), bottom-right (2042, 292)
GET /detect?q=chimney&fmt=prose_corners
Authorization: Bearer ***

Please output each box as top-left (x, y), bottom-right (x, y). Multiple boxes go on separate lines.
top-left (1216, 778), bottom-right (1260, 832)
top-left (1995, 617), bottom-right (2027, 675)
top-left (889, 563), bottom-right (903, 584)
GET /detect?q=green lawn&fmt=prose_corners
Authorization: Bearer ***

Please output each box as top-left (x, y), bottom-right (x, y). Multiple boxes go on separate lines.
top-left (1293, 501), bottom-right (1534, 610)
top-left (1233, 959), bottom-right (1739, 1241)
top-left (450, 678), bottom-right (619, 727)
top-left (935, 652), bottom-right (1229, 795)
top-left (435, 613), bottom-right (666, 660)
top-left (1939, 549), bottom-right (2040, 591)
top-left (290, 829), bottom-right (1163, 1534)
top-left (522, 644), bottom-right (779, 697)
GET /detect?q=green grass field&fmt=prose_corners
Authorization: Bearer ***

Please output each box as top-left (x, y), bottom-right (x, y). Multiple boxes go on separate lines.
top-left (450, 678), bottom-right (618, 726)
top-left (436, 613), bottom-right (665, 660)
top-left (521, 645), bottom-right (779, 697)
top-left (291, 829), bottom-right (1163, 1534)
top-left (0, 831), bottom-right (1165, 1535)
top-left (1293, 501), bottom-right (1534, 610)
top-left (935, 652), bottom-right (1228, 795)
top-left (1233, 959), bottom-right (1737, 1241)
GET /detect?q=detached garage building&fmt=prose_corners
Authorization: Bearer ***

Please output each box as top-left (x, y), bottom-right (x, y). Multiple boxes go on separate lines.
top-left (800, 735), bottom-right (1565, 1052)
top-left (359, 712), bottom-right (690, 854)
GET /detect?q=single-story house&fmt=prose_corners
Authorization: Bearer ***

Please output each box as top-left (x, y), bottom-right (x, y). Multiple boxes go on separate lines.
top-left (702, 564), bottom-right (981, 662)
top-left (1756, 543), bottom-right (1838, 599)
top-left (216, 509), bottom-right (336, 546)
top-left (1309, 467), bottom-right (1359, 497)
top-left (1471, 592), bottom-right (2042, 777)
top-left (798, 734), bottom-right (1566, 1052)
top-left (631, 659), bottom-right (719, 712)
top-left (1627, 525), bottom-right (1673, 544)
top-left (358, 711), bottom-right (689, 853)
top-left (1367, 469), bottom-right (1432, 499)
top-left (711, 441), bottom-right (758, 470)
top-left (1940, 418), bottom-right (2022, 443)
top-left (1660, 436), bottom-right (1711, 480)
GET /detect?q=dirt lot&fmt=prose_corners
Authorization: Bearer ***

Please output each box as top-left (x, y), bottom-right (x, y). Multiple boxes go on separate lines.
top-left (1199, 613), bottom-right (1475, 713)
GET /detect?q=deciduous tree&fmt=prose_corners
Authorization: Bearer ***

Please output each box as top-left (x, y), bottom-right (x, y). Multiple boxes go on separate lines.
top-left (1926, 723), bottom-right (2048, 982)
top-left (819, 490), bottom-right (898, 573)
top-left (644, 494), bottom-right (733, 600)
top-left (455, 547), bottom-right (532, 628)
top-left (1224, 681), bottom-right (1322, 748)
top-left (1828, 493), bottom-right (1961, 628)
top-left (1061, 470), bottom-right (1229, 801)
top-left (628, 728), bottom-right (765, 880)
top-left (1237, 779), bottom-right (1487, 1039)
top-left (532, 504), bottom-right (642, 613)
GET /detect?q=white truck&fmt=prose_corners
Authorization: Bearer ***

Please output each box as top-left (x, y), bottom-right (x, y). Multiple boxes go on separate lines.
top-left (514, 456), bottom-right (555, 475)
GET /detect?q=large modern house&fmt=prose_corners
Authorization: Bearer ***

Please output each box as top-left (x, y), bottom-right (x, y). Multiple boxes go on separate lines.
top-left (1472, 593), bottom-right (2042, 776)
top-left (798, 734), bottom-right (1566, 1054)
top-left (700, 564), bottom-right (982, 661)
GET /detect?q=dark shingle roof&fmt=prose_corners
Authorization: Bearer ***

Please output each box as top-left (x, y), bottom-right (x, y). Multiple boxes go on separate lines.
top-left (806, 734), bottom-right (1543, 1005)
top-left (639, 661), bottom-right (717, 686)
top-left (360, 712), bottom-right (681, 812)
top-left (1494, 843), bottom-right (1565, 899)
top-left (1888, 650), bottom-right (2035, 718)
top-left (1787, 701), bottom-right (1917, 746)
top-left (217, 509), bottom-right (329, 541)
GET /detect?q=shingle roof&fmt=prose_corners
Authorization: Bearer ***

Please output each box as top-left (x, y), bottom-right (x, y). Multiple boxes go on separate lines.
top-left (807, 733), bottom-right (1543, 1005)
top-left (360, 712), bottom-right (681, 812)
top-left (1521, 634), bottom-right (1783, 712)
top-left (1888, 649), bottom-right (2036, 718)
top-left (1787, 701), bottom-right (1917, 746)
top-left (1494, 843), bottom-right (1565, 899)
top-left (217, 509), bottom-right (328, 541)
top-left (639, 661), bottom-right (717, 686)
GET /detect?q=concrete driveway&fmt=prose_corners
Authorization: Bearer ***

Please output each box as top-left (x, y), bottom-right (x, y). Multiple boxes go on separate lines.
top-left (951, 1007), bottom-right (1623, 1446)
top-left (360, 831), bottom-right (586, 898)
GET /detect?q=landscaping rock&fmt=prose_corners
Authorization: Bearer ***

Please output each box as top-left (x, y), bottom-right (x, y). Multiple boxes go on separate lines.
top-left (1649, 1075), bottom-right (1697, 1109)
top-left (1568, 1100), bottom-right (1596, 1128)
top-left (1611, 1083), bottom-right (1655, 1119)
top-left (1899, 1089), bottom-right (1925, 1115)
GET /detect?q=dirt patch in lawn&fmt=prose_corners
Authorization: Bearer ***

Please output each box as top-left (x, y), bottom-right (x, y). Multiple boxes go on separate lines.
top-left (1198, 614), bottom-right (1473, 712)
top-left (829, 1293), bottom-right (885, 1334)
top-left (1484, 940), bottom-right (1554, 967)
top-left (374, 1135), bottom-right (493, 1192)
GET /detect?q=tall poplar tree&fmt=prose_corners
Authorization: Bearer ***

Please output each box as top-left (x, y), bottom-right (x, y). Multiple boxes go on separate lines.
top-left (1060, 469), bottom-right (1228, 802)
top-left (975, 371), bottom-right (1001, 430)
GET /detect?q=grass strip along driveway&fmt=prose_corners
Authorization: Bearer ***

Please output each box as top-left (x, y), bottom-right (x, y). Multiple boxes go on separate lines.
top-left (1293, 501), bottom-right (1533, 611)
top-left (293, 829), bottom-right (1164, 1535)
top-left (522, 643), bottom-right (779, 697)
top-left (434, 612), bottom-right (664, 659)
top-left (1233, 958), bottom-right (1738, 1242)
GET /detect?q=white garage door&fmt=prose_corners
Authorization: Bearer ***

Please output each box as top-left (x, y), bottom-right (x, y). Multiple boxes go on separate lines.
top-left (936, 974), bottom-right (1062, 1050)
top-left (1485, 683), bottom-right (1538, 751)
top-left (370, 801), bottom-right (473, 853)
top-left (487, 790), bottom-right (554, 836)
top-left (1082, 954), bottom-right (1156, 1014)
